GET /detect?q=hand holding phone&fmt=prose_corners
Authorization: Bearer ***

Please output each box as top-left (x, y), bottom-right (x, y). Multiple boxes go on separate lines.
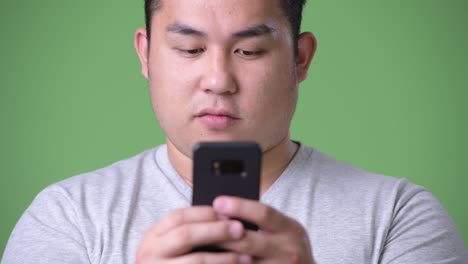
top-left (191, 141), bottom-right (262, 252)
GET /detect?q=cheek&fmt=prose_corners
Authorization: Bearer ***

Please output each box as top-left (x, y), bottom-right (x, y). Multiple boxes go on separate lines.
top-left (148, 70), bottom-right (191, 129)
top-left (241, 59), bottom-right (296, 110)
top-left (148, 51), bottom-right (197, 110)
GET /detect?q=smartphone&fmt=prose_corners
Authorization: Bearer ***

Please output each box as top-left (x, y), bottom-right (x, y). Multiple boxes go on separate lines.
top-left (191, 141), bottom-right (261, 252)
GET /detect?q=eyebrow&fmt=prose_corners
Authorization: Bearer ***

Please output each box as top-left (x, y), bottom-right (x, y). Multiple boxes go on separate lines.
top-left (232, 24), bottom-right (276, 38)
top-left (166, 22), bottom-right (277, 39)
top-left (166, 22), bottom-right (206, 37)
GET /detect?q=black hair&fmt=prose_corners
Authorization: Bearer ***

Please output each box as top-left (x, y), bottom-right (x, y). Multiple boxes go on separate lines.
top-left (144, 0), bottom-right (306, 49)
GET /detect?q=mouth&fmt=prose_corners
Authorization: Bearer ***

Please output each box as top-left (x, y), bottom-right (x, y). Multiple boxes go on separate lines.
top-left (195, 109), bottom-right (240, 130)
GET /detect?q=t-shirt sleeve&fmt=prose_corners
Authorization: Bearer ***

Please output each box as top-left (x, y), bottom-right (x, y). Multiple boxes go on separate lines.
top-left (1, 185), bottom-right (91, 264)
top-left (380, 183), bottom-right (468, 263)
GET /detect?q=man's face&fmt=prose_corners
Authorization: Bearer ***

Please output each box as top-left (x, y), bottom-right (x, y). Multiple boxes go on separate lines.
top-left (143, 0), bottom-right (304, 157)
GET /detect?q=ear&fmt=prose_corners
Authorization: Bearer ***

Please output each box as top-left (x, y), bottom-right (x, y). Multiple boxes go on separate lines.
top-left (295, 32), bottom-right (317, 83)
top-left (134, 28), bottom-right (150, 79)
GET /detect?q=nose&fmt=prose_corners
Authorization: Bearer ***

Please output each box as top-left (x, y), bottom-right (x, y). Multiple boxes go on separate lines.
top-left (199, 49), bottom-right (237, 95)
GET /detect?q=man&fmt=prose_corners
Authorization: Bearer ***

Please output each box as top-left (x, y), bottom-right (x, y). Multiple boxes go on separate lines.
top-left (2, 0), bottom-right (467, 263)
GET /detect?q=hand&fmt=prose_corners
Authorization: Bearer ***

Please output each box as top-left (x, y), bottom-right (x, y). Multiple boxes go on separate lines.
top-left (136, 206), bottom-right (253, 264)
top-left (213, 196), bottom-right (314, 264)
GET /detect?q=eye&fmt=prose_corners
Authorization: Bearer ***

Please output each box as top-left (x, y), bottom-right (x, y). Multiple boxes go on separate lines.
top-left (177, 48), bottom-right (205, 58)
top-left (235, 49), bottom-right (265, 58)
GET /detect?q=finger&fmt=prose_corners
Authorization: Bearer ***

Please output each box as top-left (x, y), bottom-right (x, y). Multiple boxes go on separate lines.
top-left (218, 230), bottom-right (274, 258)
top-left (157, 220), bottom-right (245, 256)
top-left (213, 196), bottom-right (290, 232)
top-left (152, 206), bottom-right (219, 235)
top-left (171, 252), bottom-right (252, 264)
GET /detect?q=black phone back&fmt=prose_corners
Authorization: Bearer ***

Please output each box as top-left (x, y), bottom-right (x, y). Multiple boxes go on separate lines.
top-left (191, 142), bottom-right (261, 253)
top-left (192, 141), bottom-right (261, 206)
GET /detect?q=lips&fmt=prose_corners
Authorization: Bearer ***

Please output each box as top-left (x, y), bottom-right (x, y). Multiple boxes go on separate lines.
top-left (195, 108), bottom-right (240, 130)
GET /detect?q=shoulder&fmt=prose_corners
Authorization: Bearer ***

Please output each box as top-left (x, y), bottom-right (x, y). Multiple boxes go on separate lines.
top-left (36, 145), bottom-right (169, 204)
top-left (294, 145), bottom-right (468, 262)
top-left (292, 144), bottom-right (421, 198)
top-left (28, 145), bottom-right (165, 224)
top-left (285, 144), bottom-right (444, 233)
top-left (56, 146), bottom-right (161, 190)
top-left (2, 146), bottom-right (167, 263)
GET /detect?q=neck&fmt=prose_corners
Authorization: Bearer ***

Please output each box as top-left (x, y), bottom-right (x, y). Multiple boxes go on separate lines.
top-left (166, 136), bottom-right (299, 196)
top-left (258, 137), bottom-right (299, 194)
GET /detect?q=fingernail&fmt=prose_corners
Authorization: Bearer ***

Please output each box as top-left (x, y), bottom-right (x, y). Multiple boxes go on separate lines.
top-left (229, 221), bottom-right (244, 239)
top-left (239, 254), bottom-right (252, 264)
top-left (213, 197), bottom-right (229, 213)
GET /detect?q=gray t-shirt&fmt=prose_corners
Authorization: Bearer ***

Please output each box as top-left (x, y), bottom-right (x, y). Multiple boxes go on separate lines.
top-left (2, 144), bottom-right (467, 263)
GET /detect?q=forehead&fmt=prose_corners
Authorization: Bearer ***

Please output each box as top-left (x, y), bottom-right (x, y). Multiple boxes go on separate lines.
top-left (152, 0), bottom-right (288, 36)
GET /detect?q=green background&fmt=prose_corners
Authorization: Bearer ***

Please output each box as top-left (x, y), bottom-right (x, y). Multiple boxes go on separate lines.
top-left (1, 0), bottom-right (467, 256)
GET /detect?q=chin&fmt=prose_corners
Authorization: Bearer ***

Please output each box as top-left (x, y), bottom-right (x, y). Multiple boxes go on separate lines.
top-left (195, 136), bottom-right (242, 143)
top-left (194, 133), bottom-right (255, 143)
